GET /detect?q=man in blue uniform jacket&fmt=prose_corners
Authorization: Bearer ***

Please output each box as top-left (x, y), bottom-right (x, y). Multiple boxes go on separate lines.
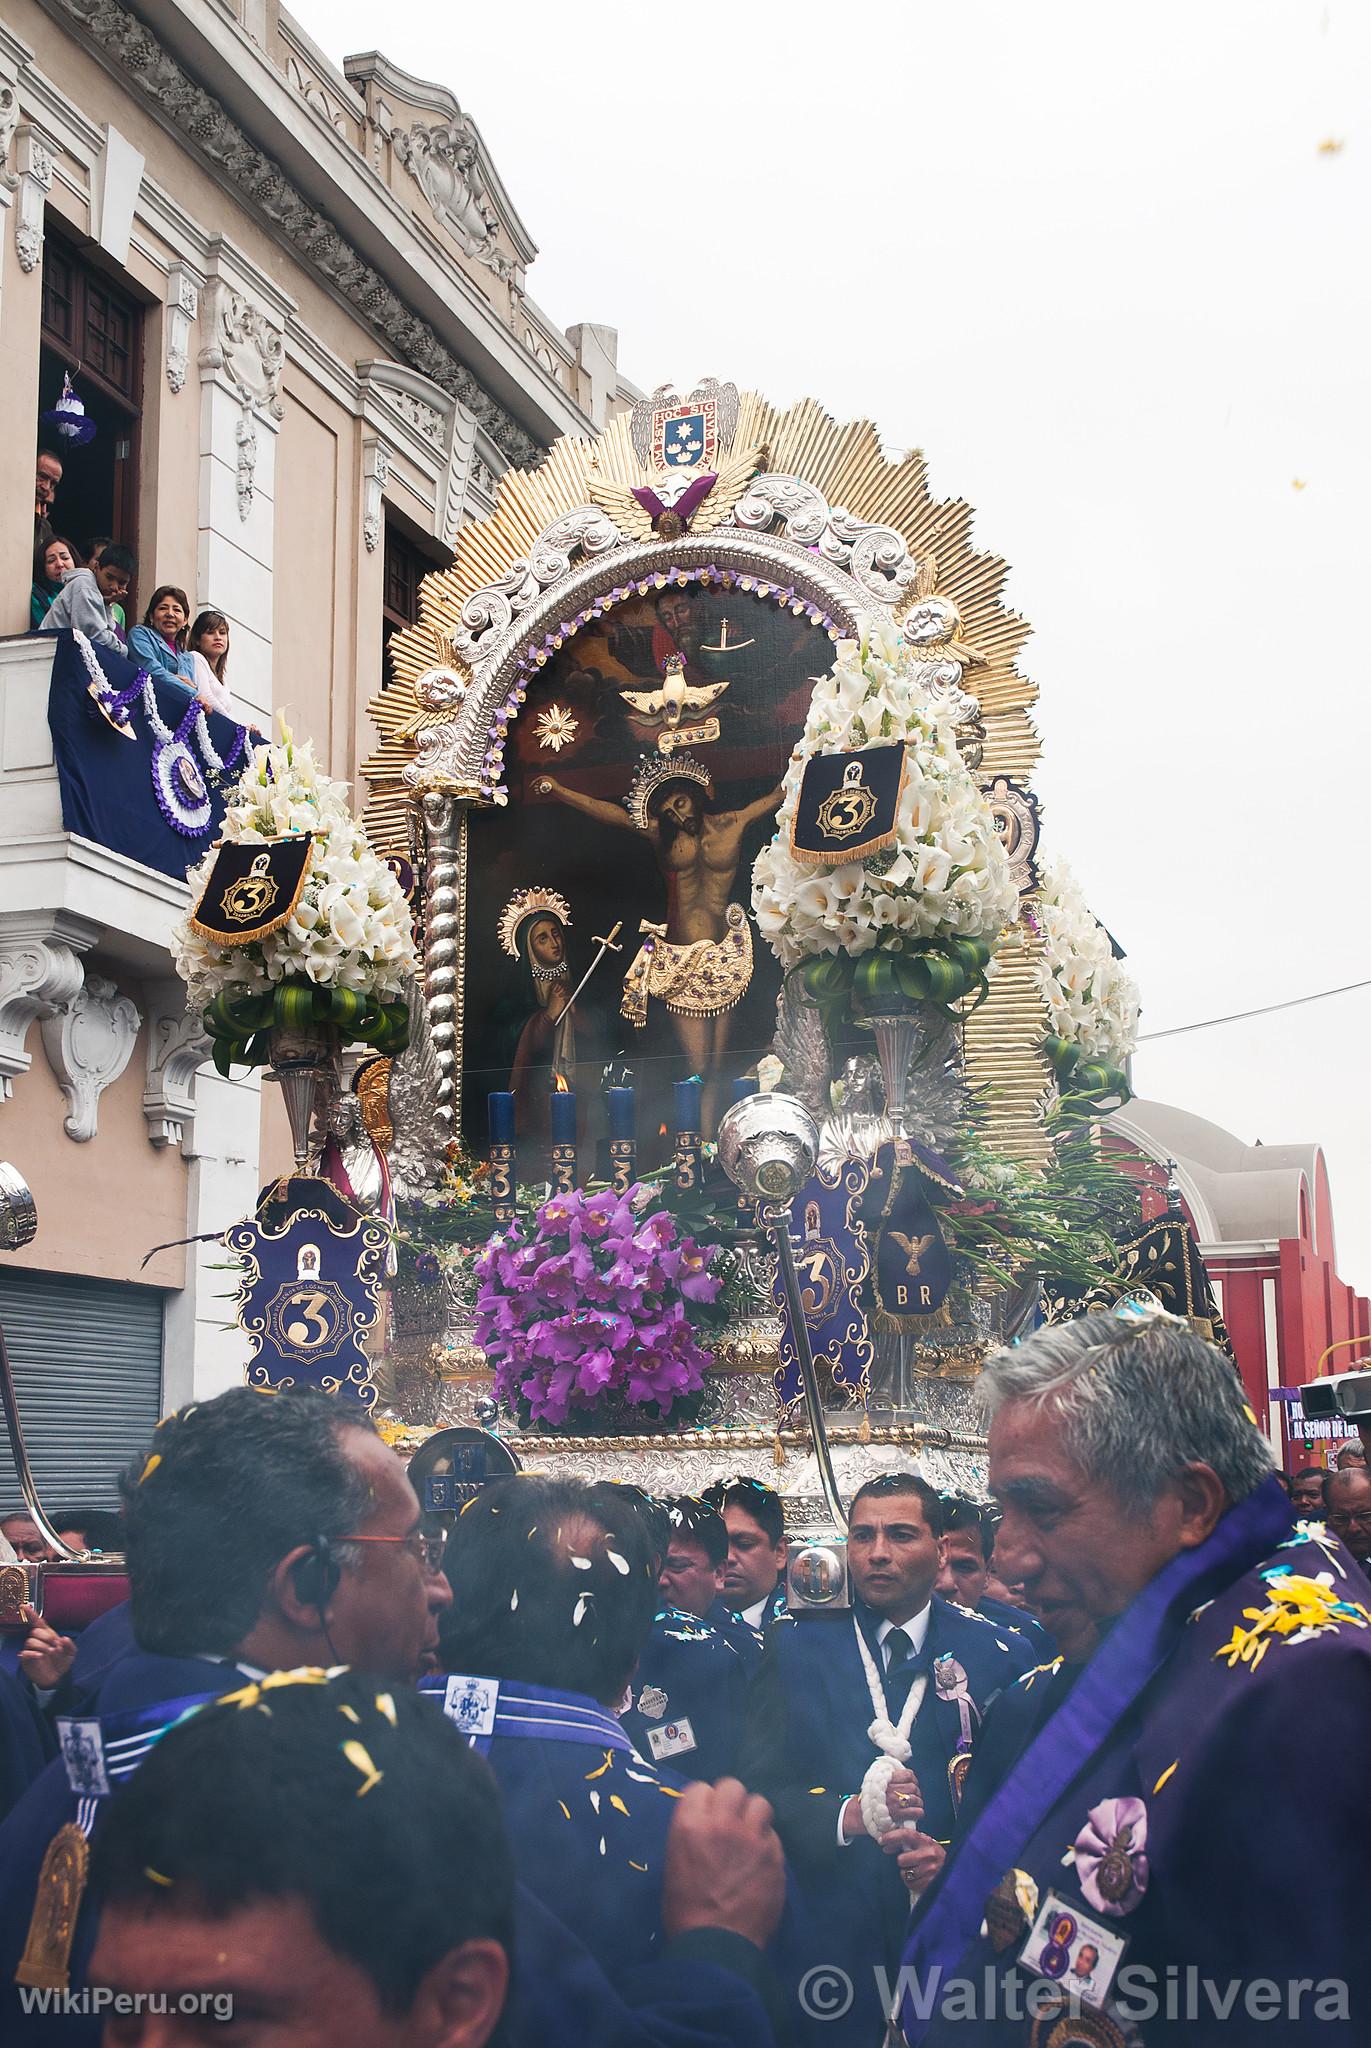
top-left (601, 1486), bottom-right (752, 1782)
top-left (935, 1494), bottom-right (1057, 1657)
top-left (0, 1384), bottom-right (453, 2047)
top-left (0, 1408), bottom-right (788, 2048)
top-left (432, 1471), bottom-right (797, 2035)
top-left (0, 1662), bottom-right (49, 1825)
top-left (658, 1494), bottom-right (765, 1672)
top-left (900, 1304), bottom-right (1371, 2046)
top-left (624, 1605), bottom-right (751, 1782)
top-left (86, 1666), bottom-right (791, 2048)
top-left (740, 1473), bottom-right (1033, 2041)
top-left (704, 1475), bottom-right (790, 1629)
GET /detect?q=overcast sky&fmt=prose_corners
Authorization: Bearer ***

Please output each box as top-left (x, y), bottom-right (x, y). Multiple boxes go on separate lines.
top-left (305, 0), bottom-right (1371, 1288)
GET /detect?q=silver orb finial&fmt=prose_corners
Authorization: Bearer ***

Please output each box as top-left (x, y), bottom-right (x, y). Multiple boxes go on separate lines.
top-left (717, 1093), bottom-right (820, 1210)
top-left (473, 1395), bottom-right (500, 1430)
top-left (0, 1165), bottom-right (37, 1252)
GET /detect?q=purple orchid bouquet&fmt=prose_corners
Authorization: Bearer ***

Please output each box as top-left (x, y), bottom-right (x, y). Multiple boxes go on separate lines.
top-left (473, 1184), bottom-right (724, 1429)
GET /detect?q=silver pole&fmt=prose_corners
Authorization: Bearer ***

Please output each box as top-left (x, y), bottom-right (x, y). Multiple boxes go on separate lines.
top-left (763, 1203), bottom-right (847, 1532)
top-left (0, 1323), bottom-right (80, 1562)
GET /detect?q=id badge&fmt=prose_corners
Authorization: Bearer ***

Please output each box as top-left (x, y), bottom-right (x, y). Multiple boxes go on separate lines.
top-left (57, 1717), bottom-right (110, 1799)
top-left (646, 1717), bottom-right (698, 1762)
top-left (1019, 1890), bottom-right (1128, 2011)
top-left (441, 1675), bottom-right (500, 1739)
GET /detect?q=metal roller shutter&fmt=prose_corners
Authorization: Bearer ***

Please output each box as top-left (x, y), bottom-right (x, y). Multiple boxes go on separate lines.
top-left (0, 1268), bottom-right (163, 1511)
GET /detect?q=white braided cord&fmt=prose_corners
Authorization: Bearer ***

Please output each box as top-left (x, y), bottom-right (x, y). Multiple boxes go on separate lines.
top-left (852, 1614), bottom-right (927, 1840)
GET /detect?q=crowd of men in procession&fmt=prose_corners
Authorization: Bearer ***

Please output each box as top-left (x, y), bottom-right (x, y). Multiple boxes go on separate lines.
top-left (0, 1305), bottom-right (1368, 2046)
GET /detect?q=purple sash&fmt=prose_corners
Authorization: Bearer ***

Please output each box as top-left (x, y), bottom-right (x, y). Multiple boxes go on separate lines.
top-left (898, 1477), bottom-right (1294, 2043)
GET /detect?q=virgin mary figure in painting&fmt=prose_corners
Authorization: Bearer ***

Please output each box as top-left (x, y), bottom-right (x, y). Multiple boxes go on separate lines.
top-left (535, 755), bottom-right (782, 1132)
top-left (498, 886), bottom-right (574, 1143)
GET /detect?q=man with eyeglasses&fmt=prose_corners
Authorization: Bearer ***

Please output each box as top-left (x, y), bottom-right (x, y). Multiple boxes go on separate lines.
top-left (1323, 1465), bottom-right (1371, 1573)
top-left (0, 1385), bottom-right (452, 2043)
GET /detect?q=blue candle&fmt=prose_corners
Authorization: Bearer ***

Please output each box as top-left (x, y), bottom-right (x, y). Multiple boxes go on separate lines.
top-left (607, 1085), bottom-right (636, 1195)
top-left (673, 1077), bottom-right (702, 1195)
top-left (550, 1087), bottom-right (577, 1146)
top-left (674, 1078), bottom-right (702, 1136)
top-left (607, 1087), bottom-right (635, 1140)
top-left (488, 1092), bottom-right (515, 1146)
top-left (488, 1091), bottom-right (516, 1223)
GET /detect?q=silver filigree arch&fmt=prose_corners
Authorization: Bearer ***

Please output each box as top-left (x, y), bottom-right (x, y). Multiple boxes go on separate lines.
top-left (445, 474), bottom-right (924, 674)
top-left (730, 475), bottom-right (921, 608)
top-left (413, 531), bottom-right (886, 794)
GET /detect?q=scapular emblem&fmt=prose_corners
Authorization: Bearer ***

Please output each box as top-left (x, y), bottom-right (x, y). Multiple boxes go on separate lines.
top-left (220, 850), bottom-right (279, 925)
top-left (816, 758), bottom-right (879, 841)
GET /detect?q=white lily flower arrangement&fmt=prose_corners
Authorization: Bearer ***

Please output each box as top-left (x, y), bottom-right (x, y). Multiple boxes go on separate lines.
top-left (752, 618), bottom-right (1018, 982)
top-left (171, 733), bottom-right (419, 1016)
top-left (1033, 859), bottom-right (1140, 1070)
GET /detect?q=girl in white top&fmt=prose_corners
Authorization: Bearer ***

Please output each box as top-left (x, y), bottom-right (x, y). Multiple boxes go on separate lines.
top-left (185, 607), bottom-right (234, 718)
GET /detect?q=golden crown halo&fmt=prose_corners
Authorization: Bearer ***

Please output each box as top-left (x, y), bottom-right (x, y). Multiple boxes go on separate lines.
top-left (624, 752), bottom-right (714, 834)
top-left (497, 885), bottom-right (572, 959)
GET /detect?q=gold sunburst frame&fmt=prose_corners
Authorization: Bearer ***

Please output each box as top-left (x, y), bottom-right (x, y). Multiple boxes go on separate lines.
top-left (364, 383), bottom-right (1052, 1165)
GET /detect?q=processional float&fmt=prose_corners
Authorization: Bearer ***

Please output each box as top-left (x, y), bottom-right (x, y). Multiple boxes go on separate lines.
top-left (354, 378), bottom-right (1158, 1506)
top-left (5, 379), bottom-right (1226, 1607)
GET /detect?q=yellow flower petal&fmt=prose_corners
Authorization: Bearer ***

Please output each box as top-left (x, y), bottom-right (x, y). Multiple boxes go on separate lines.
top-left (1153, 1761), bottom-right (1179, 1794)
top-left (342, 1740), bottom-right (383, 1796)
top-left (218, 1683), bottom-right (262, 1711)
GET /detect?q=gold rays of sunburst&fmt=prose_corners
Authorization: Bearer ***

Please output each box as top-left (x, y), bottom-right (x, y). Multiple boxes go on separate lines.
top-left (363, 392), bottom-right (1050, 1161)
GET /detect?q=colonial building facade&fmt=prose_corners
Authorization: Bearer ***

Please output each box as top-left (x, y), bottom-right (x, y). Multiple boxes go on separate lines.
top-left (0, 0), bottom-right (630, 1497)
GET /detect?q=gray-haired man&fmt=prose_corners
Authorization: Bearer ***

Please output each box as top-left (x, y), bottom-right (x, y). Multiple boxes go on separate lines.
top-left (897, 1306), bottom-right (1371, 2047)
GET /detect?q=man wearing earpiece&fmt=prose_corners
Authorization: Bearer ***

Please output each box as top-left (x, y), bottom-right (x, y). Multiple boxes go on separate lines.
top-left (0, 1385), bottom-right (452, 2044)
top-left (0, 1391), bottom-right (800, 2048)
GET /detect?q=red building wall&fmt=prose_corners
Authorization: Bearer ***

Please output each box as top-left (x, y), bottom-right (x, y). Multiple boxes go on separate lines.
top-left (1107, 1132), bottom-right (1370, 1471)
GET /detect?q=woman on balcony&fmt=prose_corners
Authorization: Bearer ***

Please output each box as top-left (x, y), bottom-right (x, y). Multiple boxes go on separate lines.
top-left (30, 534), bottom-right (79, 628)
top-left (128, 586), bottom-right (197, 691)
top-left (185, 609), bottom-right (233, 718)
top-left (128, 589), bottom-right (233, 721)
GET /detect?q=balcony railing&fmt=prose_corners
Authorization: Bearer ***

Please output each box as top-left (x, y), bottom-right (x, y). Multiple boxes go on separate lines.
top-left (0, 630), bottom-right (245, 975)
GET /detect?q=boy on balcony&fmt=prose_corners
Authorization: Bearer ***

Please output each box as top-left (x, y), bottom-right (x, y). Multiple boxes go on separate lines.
top-left (38, 542), bottom-right (134, 652)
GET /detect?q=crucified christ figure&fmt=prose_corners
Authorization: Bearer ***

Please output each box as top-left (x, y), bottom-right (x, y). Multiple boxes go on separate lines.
top-left (536, 763), bottom-right (784, 1132)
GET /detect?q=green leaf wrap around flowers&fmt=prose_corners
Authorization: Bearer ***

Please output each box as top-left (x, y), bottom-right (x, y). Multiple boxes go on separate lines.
top-left (797, 936), bottom-right (992, 1026)
top-left (204, 979), bottom-right (410, 1075)
top-left (1044, 1033), bottom-right (1131, 1110)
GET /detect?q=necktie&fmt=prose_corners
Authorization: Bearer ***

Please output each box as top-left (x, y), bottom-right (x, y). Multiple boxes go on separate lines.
top-left (884, 1626), bottom-right (915, 1685)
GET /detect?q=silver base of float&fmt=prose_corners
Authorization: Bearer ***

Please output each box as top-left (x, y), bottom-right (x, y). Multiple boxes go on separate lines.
top-left (375, 1273), bottom-right (997, 1499)
top-left (373, 1100), bottom-right (1001, 1504)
